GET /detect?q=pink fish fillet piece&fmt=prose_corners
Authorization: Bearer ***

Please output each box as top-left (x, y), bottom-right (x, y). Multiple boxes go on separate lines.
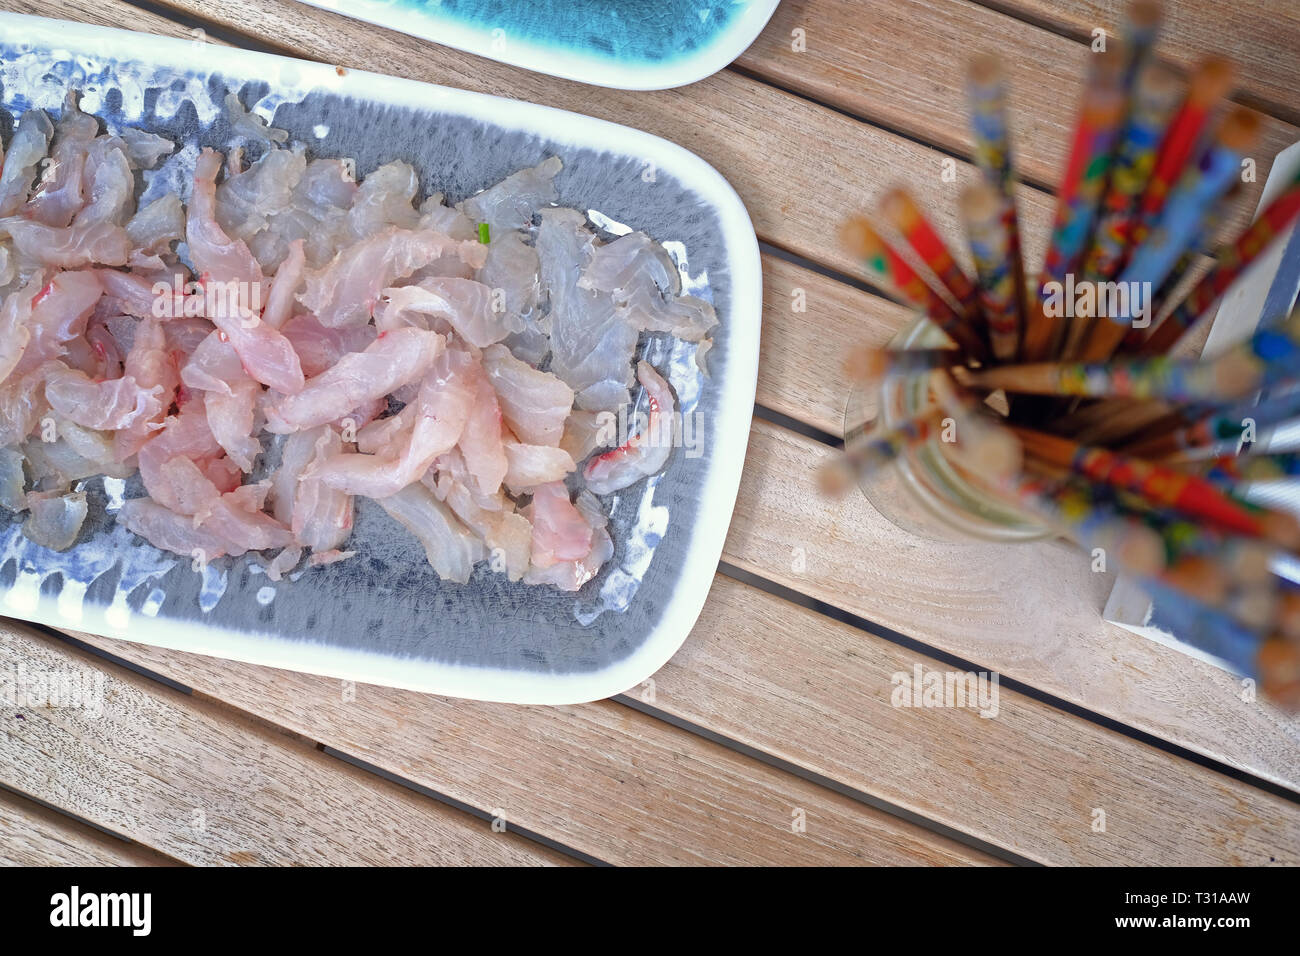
top-left (298, 226), bottom-right (489, 328)
top-left (267, 327), bottom-right (444, 432)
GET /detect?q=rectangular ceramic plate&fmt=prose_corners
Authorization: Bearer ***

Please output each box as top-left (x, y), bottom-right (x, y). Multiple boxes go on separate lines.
top-left (293, 0), bottom-right (781, 90)
top-left (0, 13), bottom-right (762, 704)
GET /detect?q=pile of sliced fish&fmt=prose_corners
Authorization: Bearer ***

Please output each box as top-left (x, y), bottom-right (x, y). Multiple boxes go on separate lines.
top-left (0, 94), bottom-right (717, 590)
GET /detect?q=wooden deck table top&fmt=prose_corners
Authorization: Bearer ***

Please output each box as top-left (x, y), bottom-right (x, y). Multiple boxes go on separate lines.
top-left (2, 0), bottom-right (1299, 866)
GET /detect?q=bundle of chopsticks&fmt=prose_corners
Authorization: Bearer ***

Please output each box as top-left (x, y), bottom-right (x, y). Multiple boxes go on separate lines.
top-left (827, 0), bottom-right (1300, 706)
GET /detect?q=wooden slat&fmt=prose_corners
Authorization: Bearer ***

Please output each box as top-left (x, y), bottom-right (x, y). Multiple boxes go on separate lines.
top-left (737, 0), bottom-right (1298, 240)
top-left (57, 629), bottom-right (998, 866)
top-left (985, 0), bottom-right (1300, 126)
top-left (1, 787), bottom-right (179, 866)
top-left (0, 621), bottom-right (571, 865)
top-left (20, 0), bottom-right (1056, 280)
top-left (725, 420), bottom-right (1300, 789)
top-left (759, 255), bottom-right (908, 434)
top-left (662, 577), bottom-right (1298, 864)
top-left (67, 577), bottom-right (1300, 864)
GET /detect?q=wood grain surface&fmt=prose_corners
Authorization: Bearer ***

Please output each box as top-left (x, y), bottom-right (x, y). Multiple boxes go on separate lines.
top-left (1, 0), bottom-right (1298, 866)
top-left (60, 628), bottom-right (1000, 866)
top-left (0, 622), bottom-right (571, 865)
top-left (0, 788), bottom-right (178, 866)
top-left (989, 0), bottom-right (1300, 125)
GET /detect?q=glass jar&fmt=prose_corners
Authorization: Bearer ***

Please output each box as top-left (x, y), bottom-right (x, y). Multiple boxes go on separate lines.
top-left (843, 315), bottom-right (1051, 543)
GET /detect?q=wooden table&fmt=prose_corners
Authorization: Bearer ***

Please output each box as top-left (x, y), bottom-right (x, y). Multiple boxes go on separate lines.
top-left (3, 0), bottom-right (1300, 867)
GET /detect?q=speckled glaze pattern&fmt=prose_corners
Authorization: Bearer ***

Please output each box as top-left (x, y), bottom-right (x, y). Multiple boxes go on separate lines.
top-left (295, 0), bottom-right (782, 89)
top-left (0, 15), bottom-right (762, 703)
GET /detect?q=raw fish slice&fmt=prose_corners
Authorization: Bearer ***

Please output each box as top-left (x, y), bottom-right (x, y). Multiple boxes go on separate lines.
top-left (96, 268), bottom-right (170, 320)
top-left (536, 209), bottom-right (638, 407)
top-left (378, 483), bottom-right (484, 584)
top-left (266, 545), bottom-right (302, 581)
top-left (312, 345), bottom-right (473, 497)
top-left (215, 145), bottom-right (304, 245)
top-left (126, 195), bottom-right (185, 257)
top-left (44, 364), bottom-right (164, 431)
top-left (0, 362), bottom-right (57, 448)
top-left (180, 330), bottom-right (246, 396)
top-left (580, 231), bottom-right (717, 342)
top-left (22, 417), bottom-right (134, 485)
top-left (205, 378), bottom-right (262, 472)
top-left (426, 452), bottom-right (532, 582)
top-left (163, 317), bottom-right (212, 360)
top-left (268, 428), bottom-right (319, 526)
top-left (223, 93), bottom-right (290, 147)
top-left (262, 239), bottom-right (305, 330)
top-left (153, 455), bottom-right (223, 520)
top-left (117, 496), bottom-right (230, 560)
top-left (299, 227), bottom-right (488, 328)
top-left (66, 318), bottom-right (123, 380)
top-left (574, 380), bottom-right (630, 415)
top-left (27, 95), bottom-right (99, 228)
top-left (526, 481), bottom-right (593, 563)
top-left (268, 327), bottom-right (443, 432)
top-left (482, 343), bottom-right (573, 446)
top-left (503, 442), bottom-right (576, 492)
top-left (583, 361), bottom-right (677, 495)
top-left (0, 274), bottom-right (42, 384)
top-left (201, 482), bottom-right (294, 555)
top-left (187, 148), bottom-right (268, 293)
top-left (476, 231), bottom-right (541, 322)
top-left (381, 277), bottom-right (520, 347)
top-left (460, 157), bottom-right (561, 234)
top-left (0, 217), bottom-right (131, 269)
top-left (0, 446), bottom-right (26, 511)
top-left (345, 161), bottom-right (420, 239)
top-left (0, 110), bottom-right (54, 217)
top-left (356, 411), bottom-right (411, 454)
top-left (291, 427), bottom-right (354, 551)
top-left (523, 490), bottom-right (612, 591)
top-left (279, 313), bottom-right (376, 377)
top-left (118, 127), bottom-right (175, 170)
top-left (113, 317), bottom-right (178, 459)
top-left (372, 284), bottom-right (454, 334)
top-left (417, 194), bottom-right (478, 240)
top-left (310, 549), bottom-right (356, 566)
top-left (455, 353), bottom-right (509, 497)
top-left (181, 167), bottom-right (303, 394)
top-left (78, 137), bottom-right (136, 227)
top-left (252, 158), bottom-right (358, 270)
top-left (196, 277), bottom-right (304, 395)
top-left (23, 489), bottom-right (89, 551)
top-left (5, 271), bottom-right (104, 383)
top-left (205, 456), bottom-right (243, 493)
top-left (503, 321), bottom-right (551, 367)
top-left (136, 396), bottom-right (225, 514)
top-left (559, 409), bottom-right (613, 464)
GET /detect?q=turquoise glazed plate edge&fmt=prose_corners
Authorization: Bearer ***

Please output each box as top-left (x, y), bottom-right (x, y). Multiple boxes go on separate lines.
top-left (295, 0), bottom-right (782, 90)
top-left (0, 13), bottom-right (763, 705)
